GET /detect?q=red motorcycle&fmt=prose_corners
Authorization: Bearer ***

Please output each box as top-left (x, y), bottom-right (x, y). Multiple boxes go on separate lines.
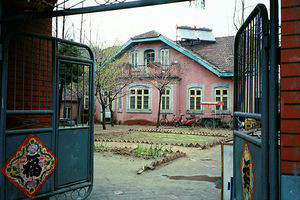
top-left (173, 114), bottom-right (197, 127)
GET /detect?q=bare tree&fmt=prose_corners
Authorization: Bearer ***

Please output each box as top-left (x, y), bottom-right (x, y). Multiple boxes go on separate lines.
top-left (62, 0), bottom-right (66, 39)
top-left (233, 0), bottom-right (245, 30)
top-left (80, 2), bottom-right (84, 43)
top-left (147, 63), bottom-right (181, 128)
top-left (233, 0), bottom-right (257, 31)
top-left (93, 44), bottom-right (130, 129)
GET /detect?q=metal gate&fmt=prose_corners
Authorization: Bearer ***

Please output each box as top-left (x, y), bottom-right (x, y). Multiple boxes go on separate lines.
top-left (0, 32), bottom-right (94, 199)
top-left (233, 4), bottom-right (269, 200)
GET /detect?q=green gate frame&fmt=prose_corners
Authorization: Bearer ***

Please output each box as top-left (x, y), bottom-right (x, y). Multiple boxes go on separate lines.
top-left (233, 4), bottom-right (269, 200)
top-left (0, 32), bottom-right (95, 199)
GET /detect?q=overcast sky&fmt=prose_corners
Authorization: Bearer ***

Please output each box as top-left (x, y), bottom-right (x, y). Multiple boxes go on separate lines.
top-left (58, 0), bottom-right (269, 46)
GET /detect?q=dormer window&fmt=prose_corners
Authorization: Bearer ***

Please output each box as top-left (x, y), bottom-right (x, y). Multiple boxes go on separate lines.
top-left (144, 50), bottom-right (155, 67)
top-left (129, 50), bottom-right (139, 70)
top-left (160, 48), bottom-right (170, 69)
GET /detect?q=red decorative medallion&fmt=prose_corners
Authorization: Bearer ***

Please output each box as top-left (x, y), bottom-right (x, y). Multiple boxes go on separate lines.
top-left (0, 135), bottom-right (57, 199)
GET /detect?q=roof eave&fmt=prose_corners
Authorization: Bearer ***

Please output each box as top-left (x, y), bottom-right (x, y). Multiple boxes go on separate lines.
top-left (218, 72), bottom-right (233, 77)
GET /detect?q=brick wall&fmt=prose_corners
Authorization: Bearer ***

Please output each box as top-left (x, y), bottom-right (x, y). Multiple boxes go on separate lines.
top-left (5, 34), bottom-right (53, 130)
top-left (3, 2), bottom-right (54, 130)
top-left (280, 0), bottom-right (300, 176)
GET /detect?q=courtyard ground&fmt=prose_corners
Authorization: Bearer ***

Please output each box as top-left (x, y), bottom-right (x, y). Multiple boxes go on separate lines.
top-left (89, 125), bottom-right (232, 200)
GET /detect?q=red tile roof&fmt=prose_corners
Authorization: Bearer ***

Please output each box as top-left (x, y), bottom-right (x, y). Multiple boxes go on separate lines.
top-left (185, 36), bottom-right (235, 73)
top-left (132, 30), bottom-right (161, 39)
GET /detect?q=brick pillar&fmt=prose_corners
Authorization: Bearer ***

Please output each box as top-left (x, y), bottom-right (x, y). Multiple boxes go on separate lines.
top-left (280, 0), bottom-right (300, 199)
top-left (2, 1), bottom-right (55, 129)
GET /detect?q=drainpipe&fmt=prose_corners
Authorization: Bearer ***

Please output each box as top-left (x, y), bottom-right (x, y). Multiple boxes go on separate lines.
top-left (269, 0), bottom-right (279, 199)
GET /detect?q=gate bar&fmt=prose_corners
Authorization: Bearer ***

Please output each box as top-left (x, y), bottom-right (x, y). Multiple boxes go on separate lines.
top-left (234, 112), bottom-right (261, 120)
top-left (233, 130), bottom-right (262, 147)
top-left (57, 56), bottom-right (94, 64)
top-left (6, 110), bottom-right (53, 114)
top-left (5, 128), bottom-right (53, 135)
top-left (261, 19), bottom-right (270, 200)
top-left (0, 33), bottom-right (10, 200)
top-left (0, 0), bottom-right (191, 23)
top-left (269, 0), bottom-right (279, 199)
top-left (41, 0), bottom-right (190, 17)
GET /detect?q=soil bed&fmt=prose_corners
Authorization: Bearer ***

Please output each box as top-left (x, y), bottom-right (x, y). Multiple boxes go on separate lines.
top-left (96, 131), bottom-right (221, 146)
top-left (94, 125), bottom-right (232, 149)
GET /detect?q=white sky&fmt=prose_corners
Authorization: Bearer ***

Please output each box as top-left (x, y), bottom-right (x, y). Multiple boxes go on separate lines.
top-left (57, 0), bottom-right (269, 47)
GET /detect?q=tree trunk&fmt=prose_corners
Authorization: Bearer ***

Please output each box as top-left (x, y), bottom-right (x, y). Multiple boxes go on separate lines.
top-left (97, 89), bottom-right (106, 130)
top-left (58, 80), bottom-right (64, 119)
top-left (55, 6), bottom-right (58, 38)
top-left (79, 2), bottom-right (83, 43)
top-left (109, 103), bottom-right (115, 127)
top-left (101, 104), bottom-right (106, 130)
top-left (62, 1), bottom-right (65, 39)
top-left (156, 90), bottom-right (162, 128)
top-left (76, 97), bottom-right (82, 125)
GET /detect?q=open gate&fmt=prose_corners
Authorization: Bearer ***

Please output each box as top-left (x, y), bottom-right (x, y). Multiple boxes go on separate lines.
top-left (233, 4), bottom-right (269, 200)
top-left (0, 32), bottom-right (94, 199)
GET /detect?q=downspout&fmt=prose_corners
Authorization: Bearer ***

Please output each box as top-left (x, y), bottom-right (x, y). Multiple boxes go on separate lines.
top-left (269, 0), bottom-right (279, 199)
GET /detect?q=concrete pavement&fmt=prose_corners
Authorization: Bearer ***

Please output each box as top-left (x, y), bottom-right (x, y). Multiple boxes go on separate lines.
top-left (88, 144), bottom-right (221, 200)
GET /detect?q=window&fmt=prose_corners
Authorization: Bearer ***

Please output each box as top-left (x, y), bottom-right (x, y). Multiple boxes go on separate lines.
top-left (64, 106), bottom-right (71, 119)
top-left (117, 91), bottom-right (122, 112)
top-left (161, 88), bottom-right (171, 111)
top-left (129, 50), bottom-right (139, 69)
top-left (84, 95), bottom-right (89, 110)
top-left (129, 88), bottom-right (150, 110)
top-left (144, 50), bottom-right (155, 67)
top-left (160, 49), bottom-right (170, 68)
top-left (214, 88), bottom-right (229, 111)
top-left (188, 88), bottom-right (202, 112)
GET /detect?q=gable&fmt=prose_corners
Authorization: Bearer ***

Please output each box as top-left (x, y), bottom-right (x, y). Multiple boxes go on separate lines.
top-left (115, 35), bottom-right (233, 77)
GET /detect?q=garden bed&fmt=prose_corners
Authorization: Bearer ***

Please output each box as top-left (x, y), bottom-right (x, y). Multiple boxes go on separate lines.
top-left (94, 143), bottom-right (186, 174)
top-left (95, 130), bottom-right (232, 149)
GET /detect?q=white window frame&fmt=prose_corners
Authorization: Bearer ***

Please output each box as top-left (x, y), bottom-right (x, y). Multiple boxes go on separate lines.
top-left (129, 50), bottom-right (139, 71)
top-left (160, 48), bottom-right (170, 69)
top-left (64, 106), bottom-right (71, 119)
top-left (117, 91), bottom-right (122, 113)
top-left (161, 88), bottom-right (171, 112)
top-left (84, 95), bottom-right (89, 110)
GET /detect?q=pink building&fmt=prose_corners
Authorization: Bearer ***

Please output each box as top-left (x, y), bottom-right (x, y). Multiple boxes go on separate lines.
top-left (95, 27), bottom-right (234, 125)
